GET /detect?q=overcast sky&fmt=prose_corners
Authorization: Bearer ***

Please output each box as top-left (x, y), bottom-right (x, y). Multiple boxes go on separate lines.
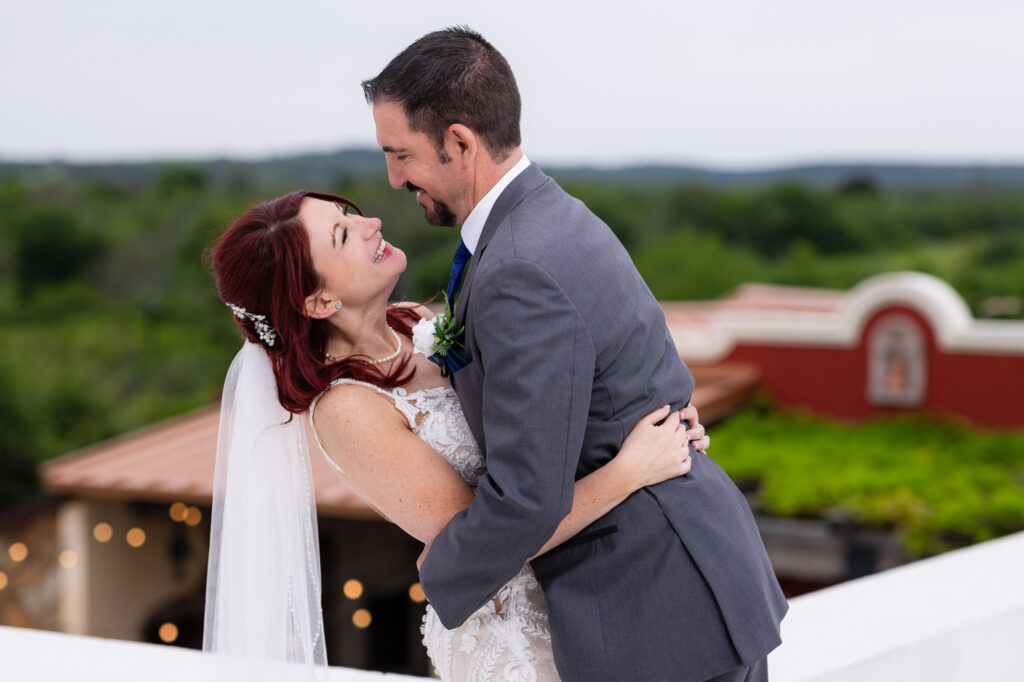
top-left (2, 0), bottom-right (1022, 168)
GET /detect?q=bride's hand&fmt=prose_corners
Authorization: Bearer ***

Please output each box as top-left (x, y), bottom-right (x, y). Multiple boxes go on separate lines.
top-left (614, 405), bottom-right (692, 492)
top-left (679, 403), bottom-right (710, 453)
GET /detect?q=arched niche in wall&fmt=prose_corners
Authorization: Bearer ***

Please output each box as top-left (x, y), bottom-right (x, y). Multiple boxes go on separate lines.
top-left (866, 313), bottom-right (927, 408)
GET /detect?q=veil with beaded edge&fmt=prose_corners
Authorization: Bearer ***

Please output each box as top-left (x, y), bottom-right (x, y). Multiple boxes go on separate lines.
top-left (202, 341), bottom-right (328, 680)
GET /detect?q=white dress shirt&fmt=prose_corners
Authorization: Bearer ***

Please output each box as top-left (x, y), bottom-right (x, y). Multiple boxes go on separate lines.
top-left (459, 154), bottom-right (531, 254)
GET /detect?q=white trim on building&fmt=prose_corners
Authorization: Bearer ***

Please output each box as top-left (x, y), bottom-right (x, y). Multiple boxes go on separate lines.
top-left (671, 271), bottom-right (1024, 364)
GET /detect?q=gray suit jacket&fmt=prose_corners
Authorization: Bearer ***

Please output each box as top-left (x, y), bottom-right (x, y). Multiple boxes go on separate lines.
top-left (419, 164), bottom-right (787, 681)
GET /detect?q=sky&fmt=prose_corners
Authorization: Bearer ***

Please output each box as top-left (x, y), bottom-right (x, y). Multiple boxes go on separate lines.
top-left (2, 0), bottom-right (1023, 169)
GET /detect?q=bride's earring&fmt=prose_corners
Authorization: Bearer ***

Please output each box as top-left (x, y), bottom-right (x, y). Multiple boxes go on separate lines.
top-left (335, 302), bottom-right (342, 310)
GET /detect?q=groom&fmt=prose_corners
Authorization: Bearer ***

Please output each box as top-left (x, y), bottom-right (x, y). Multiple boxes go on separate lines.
top-left (364, 27), bottom-right (787, 681)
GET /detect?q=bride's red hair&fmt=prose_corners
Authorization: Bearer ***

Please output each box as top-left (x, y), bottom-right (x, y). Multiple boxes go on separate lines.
top-left (211, 190), bottom-right (420, 414)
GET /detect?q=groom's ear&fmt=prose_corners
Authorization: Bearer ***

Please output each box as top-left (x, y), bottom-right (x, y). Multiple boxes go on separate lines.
top-left (304, 292), bottom-right (335, 320)
top-left (446, 124), bottom-right (478, 163)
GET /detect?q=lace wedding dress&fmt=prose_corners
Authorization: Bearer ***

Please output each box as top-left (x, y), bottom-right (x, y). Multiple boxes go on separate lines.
top-left (310, 379), bottom-right (560, 682)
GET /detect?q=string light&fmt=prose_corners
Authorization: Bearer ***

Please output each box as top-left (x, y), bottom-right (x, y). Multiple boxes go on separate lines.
top-left (169, 503), bottom-right (188, 522)
top-left (93, 523), bottom-right (113, 542)
top-left (408, 583), bottom-right (426, 603)
top-left (0, 571), bottom-right (7, 590)
top-left (58, 549), bottom-right (78, 569)
top-left (126, 528), bottom-right (147, 548)
top-left (352, 609), bottom-right (372, 629)
top-left (343, 579), bottom-right (364, 600)
top-left (158, 622), bottom-right (179, 643)
top-left (184, 506), bottom-right (202, 527)
top-left (8, 542), bottom-right (28, 562)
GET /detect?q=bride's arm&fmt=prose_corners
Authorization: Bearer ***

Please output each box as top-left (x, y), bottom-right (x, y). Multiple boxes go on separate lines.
top-left (311, 385), bottom-right (474, 545)
top-left (415, 405), bottom-right (694, 565)
top-left (529, 404), bottom-right (690, 559)
top-left (314, 386), bottom-right (694, 552)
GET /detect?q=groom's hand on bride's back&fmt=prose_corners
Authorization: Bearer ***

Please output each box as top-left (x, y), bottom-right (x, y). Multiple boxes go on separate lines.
top-left (679, 404), bottom-right (709, 453)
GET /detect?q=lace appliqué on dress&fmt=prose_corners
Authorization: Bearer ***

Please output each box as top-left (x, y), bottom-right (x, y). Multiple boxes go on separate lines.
top-left (311, 379), bottom-right (558, 681)
top-left (422, 563), bottom-right (556, 682)
top-left (391, 386), bottom-right (488, 489)
top-left (388, 386), bottom-right (557, 681)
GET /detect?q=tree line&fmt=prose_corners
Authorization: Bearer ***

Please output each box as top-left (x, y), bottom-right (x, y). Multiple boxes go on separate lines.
top-left (1, 164), bottom-right (1022, 510)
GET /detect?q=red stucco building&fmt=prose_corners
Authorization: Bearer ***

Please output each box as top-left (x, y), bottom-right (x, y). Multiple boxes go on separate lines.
top-left (665, 272), bottom-right (1024, 430)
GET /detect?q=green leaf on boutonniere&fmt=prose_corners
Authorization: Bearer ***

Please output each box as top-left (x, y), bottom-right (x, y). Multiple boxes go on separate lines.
top-left (430, 291), bottom-right (464, 357)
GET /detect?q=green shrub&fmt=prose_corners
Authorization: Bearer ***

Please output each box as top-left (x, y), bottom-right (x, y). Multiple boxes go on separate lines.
top-left (711, 403), bottom-right (1024, 556)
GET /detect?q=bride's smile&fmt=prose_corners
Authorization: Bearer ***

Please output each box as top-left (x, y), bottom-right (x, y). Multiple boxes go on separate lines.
top-left (302, 197), bottom-right (407, 310)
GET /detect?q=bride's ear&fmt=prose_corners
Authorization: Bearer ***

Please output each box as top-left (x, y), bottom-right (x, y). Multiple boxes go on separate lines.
top-left (304, 292), bottom-right (337, 319)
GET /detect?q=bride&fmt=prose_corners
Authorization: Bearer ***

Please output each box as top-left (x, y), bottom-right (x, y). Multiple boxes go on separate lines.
top-left (203, 190), bottom-right (706, 681)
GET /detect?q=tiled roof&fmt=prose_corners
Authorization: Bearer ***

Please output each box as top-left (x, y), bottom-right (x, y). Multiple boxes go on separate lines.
top-left (690, 363), bottom-right (761, 423)
top-left (662, 282), bottom-right (846, 333)
top-left (40, 352), bottom-right (759, 513)
top-left (40, 405), bottom-right (381, 520)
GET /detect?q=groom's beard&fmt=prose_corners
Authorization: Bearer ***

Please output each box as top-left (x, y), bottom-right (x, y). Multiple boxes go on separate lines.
top-left (407, 183), bottom-right (458, 227)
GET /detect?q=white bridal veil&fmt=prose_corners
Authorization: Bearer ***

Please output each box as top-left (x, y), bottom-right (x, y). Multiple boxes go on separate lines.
top-left (203, 341), bottom-right (328, 680)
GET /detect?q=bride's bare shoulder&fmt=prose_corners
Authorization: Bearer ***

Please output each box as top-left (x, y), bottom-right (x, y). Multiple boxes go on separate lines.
top-left (312, 381), bottom-right (404, 438)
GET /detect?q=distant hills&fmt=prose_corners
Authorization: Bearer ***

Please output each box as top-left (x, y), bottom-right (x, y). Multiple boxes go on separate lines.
top-left (0, 149), bottom-right (386, 191)
top-left (550, 162), bottom-right (1024, 191)
top-left (2, 148), bottom-right (1024, 191)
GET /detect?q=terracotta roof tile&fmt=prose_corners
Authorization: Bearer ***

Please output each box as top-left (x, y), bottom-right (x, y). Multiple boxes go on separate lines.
top-left (41, 406), bottom-right (381, 520)
top-left (40, 323), bottom-right (760, 513)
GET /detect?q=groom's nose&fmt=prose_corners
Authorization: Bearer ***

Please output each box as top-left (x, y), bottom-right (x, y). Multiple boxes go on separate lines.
top-left (385, 158), bottom-right (405, 190)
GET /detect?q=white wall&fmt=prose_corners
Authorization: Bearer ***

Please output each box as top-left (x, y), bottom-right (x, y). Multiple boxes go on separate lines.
top-left (1, 624), bottom-right (425, 681)
top-left (769, 530), bottom-right (1024, 681)
top-left (5, 529), bottom-right (1024, 681)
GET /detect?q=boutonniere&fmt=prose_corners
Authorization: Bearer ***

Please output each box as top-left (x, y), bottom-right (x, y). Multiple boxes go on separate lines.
top-left (412, 292), bottom-right (468, 376)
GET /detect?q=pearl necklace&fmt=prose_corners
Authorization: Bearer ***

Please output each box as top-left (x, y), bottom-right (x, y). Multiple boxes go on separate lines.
top-left (325, 326), bottom-right (403, 365)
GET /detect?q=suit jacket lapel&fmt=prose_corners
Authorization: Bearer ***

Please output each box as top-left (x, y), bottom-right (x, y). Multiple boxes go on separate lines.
top-left (454, 163), bottom-right (549, 325)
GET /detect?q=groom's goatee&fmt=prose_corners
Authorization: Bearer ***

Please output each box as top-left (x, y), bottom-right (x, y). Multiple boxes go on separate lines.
top-left (406, 182), bottom-right (458, 227)
top-left (426, 203), bottom-right (458, 227)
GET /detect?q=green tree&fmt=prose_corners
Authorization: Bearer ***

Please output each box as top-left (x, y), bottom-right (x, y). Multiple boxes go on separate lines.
top-left (12, 207), bottom-right (107, 295)
top-left (156, 165), bottom-right (208, 196)
top-left (633, 227), bottom-right (767, 300)
top-left (0, 361), bottom-right (41, 505)
top-left (737, 183), bottom-right (863, 257)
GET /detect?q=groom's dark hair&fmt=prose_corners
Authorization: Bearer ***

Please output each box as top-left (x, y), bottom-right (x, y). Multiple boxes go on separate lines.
top-left (362, 26), bottom-right (521, 161)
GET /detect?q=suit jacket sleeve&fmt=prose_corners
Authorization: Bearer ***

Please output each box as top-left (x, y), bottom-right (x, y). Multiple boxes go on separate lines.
top-left (419, 256), bottom-right (595, 628)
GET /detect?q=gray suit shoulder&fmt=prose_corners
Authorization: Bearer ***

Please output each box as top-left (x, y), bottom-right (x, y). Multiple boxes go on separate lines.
top-left (486, 178), bottom-right (639, 301)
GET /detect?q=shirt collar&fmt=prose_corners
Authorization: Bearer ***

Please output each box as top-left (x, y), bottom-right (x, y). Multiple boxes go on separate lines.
top-left (460, 153), bottom-right (531, 254)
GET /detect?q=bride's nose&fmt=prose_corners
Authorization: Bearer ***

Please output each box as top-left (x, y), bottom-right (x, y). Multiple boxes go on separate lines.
top-left (354, 214), bottom-right (383, 237)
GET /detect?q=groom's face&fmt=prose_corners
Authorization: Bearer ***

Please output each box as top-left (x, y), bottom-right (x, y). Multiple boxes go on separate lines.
top-left (373, 100), bottom-right (470, 227)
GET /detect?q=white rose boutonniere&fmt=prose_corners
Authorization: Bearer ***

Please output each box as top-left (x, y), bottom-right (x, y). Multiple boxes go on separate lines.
top-left (411, 293), bottom-right (467, 375)
top-left (412, 317), bottom-right (439, 357)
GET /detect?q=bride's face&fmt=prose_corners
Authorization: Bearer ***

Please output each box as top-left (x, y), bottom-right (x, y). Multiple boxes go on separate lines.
top-left (301, 198), bottom-right (407, 309)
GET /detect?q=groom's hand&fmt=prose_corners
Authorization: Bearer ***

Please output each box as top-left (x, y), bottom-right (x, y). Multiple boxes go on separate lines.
top-left (679, 404), bottom-right (709, 453)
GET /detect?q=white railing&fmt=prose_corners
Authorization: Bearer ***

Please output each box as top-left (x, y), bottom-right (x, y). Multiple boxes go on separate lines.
top-left (5, 529), bottom-right (1023, 681)
top-left (1, 624), bottom-right (426, 681)
top-left (768, 529), bottom-right (1024, 681)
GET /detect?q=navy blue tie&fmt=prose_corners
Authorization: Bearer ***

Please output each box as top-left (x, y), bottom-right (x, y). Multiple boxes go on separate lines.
top-left (445, 240), bottom-right (472, 306)
top-left (432, 240), bottom-right (472, 377)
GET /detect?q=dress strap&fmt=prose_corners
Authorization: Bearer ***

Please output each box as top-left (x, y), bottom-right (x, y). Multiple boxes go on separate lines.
top-left (328, 378), bottom-right (422, 426)
top-left (308, 378), bottom-right (414, 475)
top-left (327, 377), bottom-right (397, 399)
